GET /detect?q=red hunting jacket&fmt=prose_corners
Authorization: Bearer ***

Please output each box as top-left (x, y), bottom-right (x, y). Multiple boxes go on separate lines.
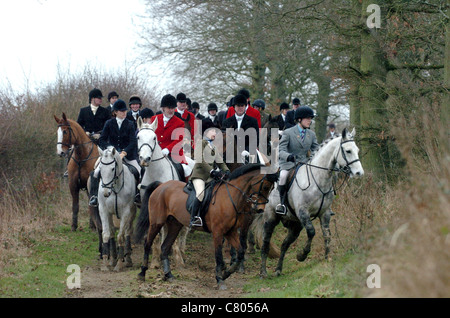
top-left (176, 108), bottom-right (195, 147)
top-left (150, 114), bottom-right (187, 164)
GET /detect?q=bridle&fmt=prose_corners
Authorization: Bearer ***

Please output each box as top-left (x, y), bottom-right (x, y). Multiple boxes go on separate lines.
top-left (100, 156), bottom-right (124, 193)
top-left (137, 128), bottom-right (165, 162)
top-left (57, 123), bottom-right (75, 154)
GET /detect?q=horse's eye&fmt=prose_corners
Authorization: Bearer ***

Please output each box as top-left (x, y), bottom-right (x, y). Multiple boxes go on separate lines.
top-left (346, 150), bottom-right (351, 154)
top-left (136, 136), bottom-right (139, 140)
top-left (63, 130), bottom-right (67, 134)
top-left (153, 136), bottom-right (156, 140)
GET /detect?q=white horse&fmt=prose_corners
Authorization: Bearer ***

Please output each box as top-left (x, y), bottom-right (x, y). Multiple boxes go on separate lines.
top-left (134, 117), bottom-right (194, 268)
top-left (259, 127), bottom-right (364, 277)
top-left (98, 146), bottom-right (137, 272)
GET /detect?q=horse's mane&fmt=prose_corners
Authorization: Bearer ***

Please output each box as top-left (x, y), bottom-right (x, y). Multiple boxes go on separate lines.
top-left (228, 163), bottom-right (264, 180)
top-left (309, 134), bottom-right (342, 161)
top-left (228, 163), bottom-right (278, 182)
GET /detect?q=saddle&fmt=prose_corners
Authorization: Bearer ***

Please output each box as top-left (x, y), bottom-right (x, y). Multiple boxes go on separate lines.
top-left (124, 163), bottom-right (140, 185)
top-left (168, 155), bottom-right (186, 181)
top-left (183, 180), bottom-right (218, 232)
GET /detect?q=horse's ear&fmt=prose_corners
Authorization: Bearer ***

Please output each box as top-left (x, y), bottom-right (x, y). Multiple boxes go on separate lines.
top-left (62, 112), bottom-right (67, 122)
top-left (137, 116), bottom-right (143, 130)
top-left (112, 148), bottom-right (116, 156)
top-left (150, 116), bottom-right (158, 131)
top-left (99, 147), bottom-right (103, 156)
top-left (54, 115), bottom-right (60, 123)
top-left (342, 127), bottom-right (348, 140)
top-left (350, 127), bottom-right (356, 137)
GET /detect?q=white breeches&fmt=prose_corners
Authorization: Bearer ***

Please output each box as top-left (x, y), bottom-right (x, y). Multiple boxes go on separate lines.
top-left (192, 179), bottom-right (205, 201)
top-left (279, 169), bottom-right (290, 186)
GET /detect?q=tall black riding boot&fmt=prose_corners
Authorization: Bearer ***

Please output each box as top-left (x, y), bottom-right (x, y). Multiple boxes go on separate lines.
top-left (189, 198), bottom-right (203, 227)
top-left (89, 173), bottom-right (100, 207)
top-left (275, 184), bottom-right (287, 215)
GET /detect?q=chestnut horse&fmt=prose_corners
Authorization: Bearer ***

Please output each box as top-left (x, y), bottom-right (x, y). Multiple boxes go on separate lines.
top-left (54, 113), bottom-right (103, 255)
top-left (136, 164), bottom-right (279, 290)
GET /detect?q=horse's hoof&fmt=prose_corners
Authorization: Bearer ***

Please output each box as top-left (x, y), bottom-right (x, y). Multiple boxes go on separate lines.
top-left (260, 271), bottom-right (268, 279)
top-left (275, 270), bottom-right (282, 277)
top-left (164, 272), bottom-right (174, 282)
top-left (218, 282), bottom-right (227, 291)
top-left (297, 254), bottom-right (307, 262)
top-left (137, 273), bottom-right (146, 282)
top-left (101, 266), bottom-right (109, 272)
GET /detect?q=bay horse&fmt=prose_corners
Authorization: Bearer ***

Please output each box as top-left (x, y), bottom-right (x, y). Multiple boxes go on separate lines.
top-left (97, 146), bottom-right (137, 271)
top-left (54, 113), bottom-right (103, 253)
top-left (136, 164), bottom-right (279, 290)
top-left (259, 128), bottom-right (364, 278)
top-left (134, 117), bottom-right (195, 268)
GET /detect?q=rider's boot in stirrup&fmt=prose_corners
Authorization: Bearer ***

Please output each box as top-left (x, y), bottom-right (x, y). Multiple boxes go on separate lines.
top-left (275, 184), bottom-right (287, 215)
top-left (189, 198), bottom-right (203, 227)
top-left (89, 174), bottom-right (100, 207)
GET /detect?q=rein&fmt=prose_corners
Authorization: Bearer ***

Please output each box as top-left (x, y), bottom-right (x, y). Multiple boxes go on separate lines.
top-left (288, 138), bottom-right (360, 220)
top-left (100, 156), bottom-right (125, 219)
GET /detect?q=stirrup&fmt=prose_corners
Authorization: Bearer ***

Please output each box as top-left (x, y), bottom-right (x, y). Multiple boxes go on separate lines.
top-left (63, 170), bottom-right (69, 178)
top-left (275, 204), bottom-right (287, 215)
top-left (190, 216), bottom-right (203, 227)
top-left (89, 196), bottom-right (98, 207)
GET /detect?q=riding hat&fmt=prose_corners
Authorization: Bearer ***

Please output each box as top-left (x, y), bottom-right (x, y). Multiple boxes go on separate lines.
top-left (89, 88), bottom-right (103, 101)
top-left (233, 94), bottom-right (247, 106)
top-left (294, 105), bottom-right (315, 120)
top-left (107, 91), bottom-right (119, 100)
top-left (161, 94), bottom-right (177, 108)
top-left (129, 95), bottom-right (142, 105)
top-left (113, 99), bottom-right (127, 112)
top-left (176, 92), bottom-right (187, 102)
top-left (207, 103), bottom-right (218, 111)
top-left (192, 102), bottom-right (200, 109)
top-left (237, 88), bottom-right (250, 99)
top-left (279, 102), bottom-right (290, 111)
top-left (252, 99), bottom-right (266, 110)
top-left (140, 107), bottom-right (155, 119)
top-left (292, 97), bottom-right (301, 105)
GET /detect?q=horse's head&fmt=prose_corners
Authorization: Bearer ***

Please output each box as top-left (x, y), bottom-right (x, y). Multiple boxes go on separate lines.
top-left (137, 117), bottom-right (159, 166)
top-left (54, 113), bottom-right (73, 158)
top-left (98, 146), bottom-right (122, 197)
top-left (336, 128), bottom-right (364, 178)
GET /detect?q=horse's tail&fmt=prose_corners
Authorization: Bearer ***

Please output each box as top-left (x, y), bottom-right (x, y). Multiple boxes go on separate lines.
top-left (133, 181), bottom-right (162, 244)
top-left (250, 213), bottom-right (280, 259)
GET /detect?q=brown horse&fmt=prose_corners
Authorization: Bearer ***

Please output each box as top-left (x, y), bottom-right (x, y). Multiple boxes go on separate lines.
top-left (136, 164), bottom-right (279, 290)
top-left (54, 113), bottom-right (103, 254)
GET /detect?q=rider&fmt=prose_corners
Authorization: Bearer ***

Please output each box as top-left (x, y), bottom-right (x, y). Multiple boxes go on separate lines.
top-left (89, 99), bottom-right (141, 207)
top-left (188, 119), bottom-right (230, 227)
top-left (150, 94), bottom-right (192, 178)
top-left (276, 105), bottom-right (319, 214)
top-left (77, 88), bottom-right (111, 143)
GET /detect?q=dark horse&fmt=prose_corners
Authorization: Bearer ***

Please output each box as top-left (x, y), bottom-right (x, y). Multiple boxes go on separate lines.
top-left (54, 113), bottom-right (103, 255)
top-left (135, 164), bottom-right (278, 290)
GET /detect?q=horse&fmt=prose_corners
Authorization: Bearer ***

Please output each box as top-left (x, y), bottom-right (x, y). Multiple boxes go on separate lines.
top-left (97, 146), bottom-right (137, 271)
top-left (54, 113), bottom-right (103, 255)
top-left (259, 127), bottom-right (364, 278)
top-left (133, 117), bottom-right (194, 268)
top-left (136, 164), bottom-right (279, 290)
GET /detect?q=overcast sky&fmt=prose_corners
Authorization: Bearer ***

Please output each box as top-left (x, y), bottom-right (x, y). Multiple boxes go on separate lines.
top-left (0, 0), bottom-right (149, 91)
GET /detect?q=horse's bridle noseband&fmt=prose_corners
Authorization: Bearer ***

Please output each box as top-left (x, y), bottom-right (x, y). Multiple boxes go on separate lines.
top-left (338, 139), bottom-right (361, 175)
top-left (137, 128), bottom-right (165, 162)
top-left (100, 157), bottom-right (124, 191)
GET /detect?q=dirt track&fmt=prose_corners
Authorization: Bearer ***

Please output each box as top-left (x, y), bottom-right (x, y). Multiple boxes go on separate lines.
top-left (65, 230), bottom-right (256, 298)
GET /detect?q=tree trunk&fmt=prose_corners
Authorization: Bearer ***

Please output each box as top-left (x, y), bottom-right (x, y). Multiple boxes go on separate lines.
top-left (359, 0), bottom-right (389, 180)
top-left (314, 74), bottom-right (331, 143)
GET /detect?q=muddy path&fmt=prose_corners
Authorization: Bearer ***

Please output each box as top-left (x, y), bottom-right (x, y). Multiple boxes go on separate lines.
top-left (65, 230), bottom-right (259, 298)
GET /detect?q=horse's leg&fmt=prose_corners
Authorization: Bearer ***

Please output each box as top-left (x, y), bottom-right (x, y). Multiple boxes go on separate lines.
top-left (125, 205), bottom-right (136, 267)
top-left (150, 232), bottom-right (162, 269)
top-left (213, 233), bottom-right (227, 290)
top-left (320, 210), bottom-right (332, 260)
top-left (297, 209), bottom-right (316, 262)
top-left (160, 218), bottom-right (183, 281)
top-left (275, 220), bottom-right (302, 276)
top-left (87, 203), bottom-right (103, 260)
top-left (260, 212), bottom-right (281, 278)
top-left (99, 209), bottom-right (111, 272)
top-left (70, 184), bottom-right (80, 231)
top-left (173, 226), bottom-right (189, 268)
top-left (137, 223), bottom-right (163, 281)
top-left (247, 230), bottom-right (256, 254)
top-left (222, 229), bottom-right (243, 281)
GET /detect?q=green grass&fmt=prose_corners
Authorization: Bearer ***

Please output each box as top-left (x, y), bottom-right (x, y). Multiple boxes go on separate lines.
top-left (242, 246), bottom-right (367, 298)
top-left (0, 220), bottom-right (99, 298)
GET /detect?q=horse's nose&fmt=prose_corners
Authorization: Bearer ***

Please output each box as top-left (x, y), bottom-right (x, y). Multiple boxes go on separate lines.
top-left (145, 157), bottom-right (150, 163)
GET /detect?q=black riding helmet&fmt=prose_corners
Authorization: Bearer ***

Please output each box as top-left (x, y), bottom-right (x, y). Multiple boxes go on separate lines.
top-left (294, 106), bottom-right (315, 120)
